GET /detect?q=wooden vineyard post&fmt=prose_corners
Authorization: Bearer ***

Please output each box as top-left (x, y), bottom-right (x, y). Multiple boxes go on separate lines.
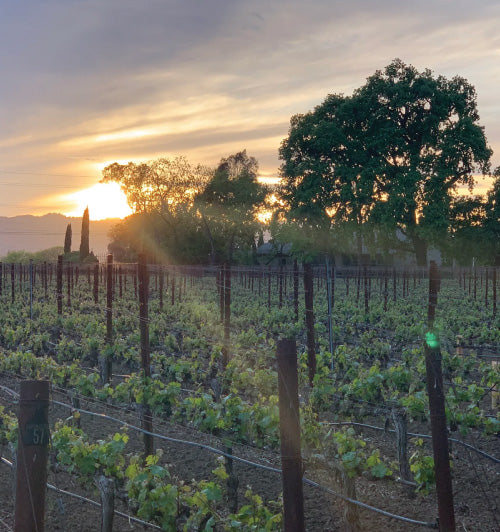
top-left (363, 265), bottom-right (369, 315)
top-left (383, 270), bottom-right (388, 312)
top-left (219, 266), bottom-right (224, 322)
top-left (391, 407), bottom-right (411, 483)
top-left (43, 262), bottom-right (48, 299)
top-left (223, 262), bottom-right (231, 367)
top-left (134, 265), bottom-right (138, 298)
top-left (473, 267), bottom-right (477, 300)
top-left (303, 262), bottom-right (316, 386)
top-left (493, 268), bottom-right (497, 317)
top-left (100, 254), bottom-right (113, 385)
top-left (138, 253), bottom-right (154, 457)
top-left (159, 265), bottom-right (164, 311)
top-left (57, 255), bottom-right (63, 315)
top-left (276, 339), bottom-right (305, 532)
top-left (96, 475), bottom-right (115, 532)
top-left (15, 380), bottom-right (50, 532)
top-left (293, 259), bottom-right (299, 321)
top-left (279, 261), bottom-right (284, 308)
top-left (66, 264), bottom-right (71, 308)
top-left (11, 263), bottom-right (15, 303)
top-left (485, 268), bottom-right (489, 307)
top-left (424, 261), bottom-right (455, 531)
top-left (393, 268), bottom-right (397, 302)
top-left (29, 259), bottom-right (34, 321)
top-left (93, 264), bottom-right (99, 304)
top-left (268, 267), bottom-right (271, 309)
top-left (356, 267), bottom-right (360, 304)
top-left (224, 443), bottom-right (239, 513)
top-left (325, 257), bottom-right (334, 367)
top-left (106, 254), bottom-right (113, 346)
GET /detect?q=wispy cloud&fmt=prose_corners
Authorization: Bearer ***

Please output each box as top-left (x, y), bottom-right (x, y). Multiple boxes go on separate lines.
top-left (1, 0), bottom-right (499, 216)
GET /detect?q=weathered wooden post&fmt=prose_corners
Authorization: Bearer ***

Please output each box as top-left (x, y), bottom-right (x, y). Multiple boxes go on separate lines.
top-left (303, 262), bottom-right (316, 386)
top-left (96, 475), bottom-right (115, 532)
top-left (29, 259), bottom-right (34, 321)
top-left (391, 407), bottom-right (411, 482)
top-left (66, 264), bottom-right (71, 308)
top-left (93, 263), bottom-right (99, 304)
top-left (56, 255), bottom-right (63, 315)
top-left (11, 263), bottom-right (15, 303)
top-left (276, 339), bottom-right (305, 532)
top-left (138, 253), bottom-right (154, 457)
top-left (424, 261), bottom-right (455, 531)
top-left (159, 265), bottom-right (164, 311)
top-left (493, 267), bottom-right (497, 317)
top-left (15, 380), bottom-right (50, 532)
top-left (99, 254), bottom-right (113, 385)
top-left (223, 262), bottom-right (231, 367)
top-left (293, 259), bottom-right (299, 321)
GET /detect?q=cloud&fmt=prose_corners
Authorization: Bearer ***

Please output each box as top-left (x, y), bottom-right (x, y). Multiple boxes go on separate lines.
top-left (1, 0), bottom-right (499, 216)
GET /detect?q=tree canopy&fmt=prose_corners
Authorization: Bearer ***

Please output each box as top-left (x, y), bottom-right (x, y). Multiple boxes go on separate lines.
top-left (195, 150), bottom-right (268, 262)
top-left (104, 152), bottom-right (268, 264)
top-left (279, 59), bottom-right (493, 265)
top-left (101, 156), bottom-right (211, 215)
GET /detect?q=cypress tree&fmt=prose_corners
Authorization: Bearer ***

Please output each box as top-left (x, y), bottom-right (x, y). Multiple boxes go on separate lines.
top-left (80, 206), bottom-right (90, 260)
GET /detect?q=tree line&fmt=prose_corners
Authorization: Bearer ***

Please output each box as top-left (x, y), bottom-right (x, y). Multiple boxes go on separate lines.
top-left (104, 60), bottom-right (500, 266)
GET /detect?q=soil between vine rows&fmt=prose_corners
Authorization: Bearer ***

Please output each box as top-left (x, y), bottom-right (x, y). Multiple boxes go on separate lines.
top-left (1, 372), bottom-right (499, 531)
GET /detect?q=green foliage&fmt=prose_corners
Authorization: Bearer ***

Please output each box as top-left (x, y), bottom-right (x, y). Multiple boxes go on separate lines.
top-left (51, 424), bottom-right (128, 481)
top-left (195, 150), bottom-right (268, 263)
top-left (326, 427), bottom-right (392, 479)
top-left (1, 247), bottom-right (64, 263)
top-left (0, 406), bottom-right (17, 446)
top-left (126, 453), bottom-right (180, 530)
top-left (226, 490), bottom-right (283, 531)
top-left (279, 59), bottom-right (492, 265)
top-left (409, 438), bottom-right (436, 494)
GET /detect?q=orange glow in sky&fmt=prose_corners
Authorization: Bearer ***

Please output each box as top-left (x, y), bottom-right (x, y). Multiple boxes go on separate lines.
top-left (63, 182), bottom-right (133, 220)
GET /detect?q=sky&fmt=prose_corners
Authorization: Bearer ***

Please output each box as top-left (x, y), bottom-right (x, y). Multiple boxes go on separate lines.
top-left (1, 0), bottom-right (499, 220)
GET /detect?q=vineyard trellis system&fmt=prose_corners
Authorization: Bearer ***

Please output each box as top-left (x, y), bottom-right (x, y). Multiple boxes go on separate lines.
top-left (0, 256), bottom-right (498, 531)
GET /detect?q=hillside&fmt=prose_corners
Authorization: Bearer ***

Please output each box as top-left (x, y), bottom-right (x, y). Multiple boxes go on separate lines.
top-left (0, 213), bottom-right (120, 258)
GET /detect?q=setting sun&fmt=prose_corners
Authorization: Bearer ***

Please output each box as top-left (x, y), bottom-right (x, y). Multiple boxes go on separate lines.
top-left (63, 182), bottom-right (133, 220)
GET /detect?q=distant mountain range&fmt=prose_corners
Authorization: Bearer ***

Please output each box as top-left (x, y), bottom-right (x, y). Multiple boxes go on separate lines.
top-left (0, 213), bottom-right (121, 258)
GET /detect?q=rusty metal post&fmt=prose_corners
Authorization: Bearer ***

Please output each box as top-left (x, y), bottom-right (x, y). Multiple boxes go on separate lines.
top-left (277, 339), bottom-right (305, 532)
top-left (424, 261), bottom-right (455, 532)
top-left (15, 380), bottom-right (50, 532)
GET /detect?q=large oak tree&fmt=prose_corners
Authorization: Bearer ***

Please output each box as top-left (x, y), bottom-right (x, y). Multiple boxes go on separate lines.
top-left (279, 59), bottom-right (492, 265)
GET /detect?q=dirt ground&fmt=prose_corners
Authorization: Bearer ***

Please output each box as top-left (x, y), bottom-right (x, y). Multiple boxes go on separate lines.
top-left (1, 375), bottom-right (499, 531)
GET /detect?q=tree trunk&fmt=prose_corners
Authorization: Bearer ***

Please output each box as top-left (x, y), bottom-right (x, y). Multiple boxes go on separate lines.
top-left (412, 234), bottom-right (428, 267)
